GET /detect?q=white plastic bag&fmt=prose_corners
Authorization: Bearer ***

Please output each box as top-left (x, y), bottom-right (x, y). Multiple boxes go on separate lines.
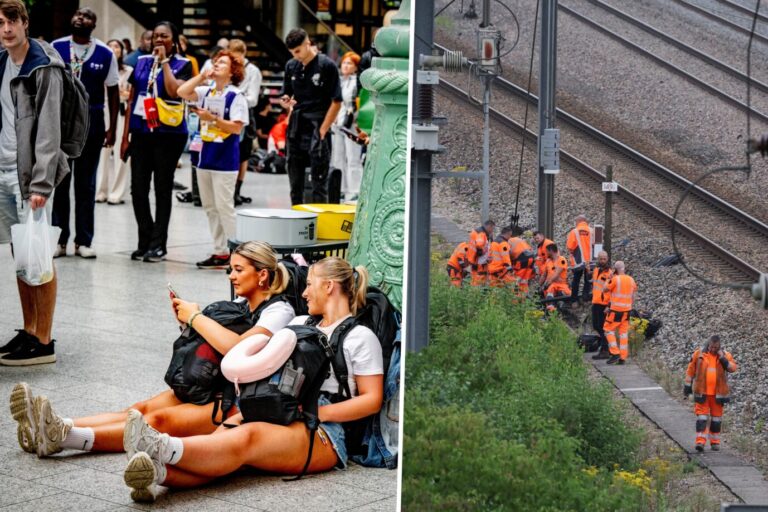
top-left (10, 209), bottom-right (60, 286)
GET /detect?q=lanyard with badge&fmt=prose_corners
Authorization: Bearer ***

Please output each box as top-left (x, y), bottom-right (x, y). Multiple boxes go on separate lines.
top-left (69, 38), bottom-right (91, 79)
top-left (199, 86), bottom-right (229, 143)
top-left (133, 57), bottom-right (162, 129)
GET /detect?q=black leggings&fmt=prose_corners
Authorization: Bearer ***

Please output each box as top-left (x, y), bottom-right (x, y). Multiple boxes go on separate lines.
top-left (129, 132), bottom-right (187, 252)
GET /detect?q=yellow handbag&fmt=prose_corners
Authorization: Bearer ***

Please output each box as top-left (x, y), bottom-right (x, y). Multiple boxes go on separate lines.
top-left (155, 98), bottom-right (185, 127)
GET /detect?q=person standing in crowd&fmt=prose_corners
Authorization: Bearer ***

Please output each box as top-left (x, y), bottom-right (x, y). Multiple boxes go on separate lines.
top-left (122, 37), bottom-right (133, 55)
top-left (684, 335), bottom-right (737, 452)
top-left (95, 39), bottom-right (132, 205)
top-left (331, 51), bottom-right (364, 202)
top-left (229, 39), bottom-right (262, 206)
top-left (280, 28), bottom-right (342, 205)
top-left (533, 230), bottom-right (555, 286)
top-left (0, 0), bottom-right (69, 365)
top-left (603, 260), bottom-right (637, 365)
top-left (467, 220), bottom-right (494, 286)
top-left (121, 21), bottom-right (192, 262)
top-left (177, 50), bottom-right (248, 269)
top-left (542, 243), bottom-right (571, 312)
top-left (254, 95), bottom-right (276, 151)
top-left (590, 251), bottom-right (613, 360)
top-left (51, 8), bottom-right (119, 259)
top-left (178, 35), bottom-right (199, 76)
top-left (124, 29), bottom-right (151, 68)
top-left (566, 214), bottom-right (593, 304)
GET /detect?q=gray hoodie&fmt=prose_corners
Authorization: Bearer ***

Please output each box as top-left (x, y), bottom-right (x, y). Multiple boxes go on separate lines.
top-left (0, 39), bottom-right (70, 199)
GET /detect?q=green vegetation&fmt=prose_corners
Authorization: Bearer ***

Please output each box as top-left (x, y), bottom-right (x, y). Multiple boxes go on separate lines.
top-left (402, 273), bottom-right (705, 511)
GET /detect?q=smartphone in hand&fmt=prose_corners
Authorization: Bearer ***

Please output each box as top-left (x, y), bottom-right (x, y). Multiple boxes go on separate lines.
top-left (167, 282), bottom-right (180, 300)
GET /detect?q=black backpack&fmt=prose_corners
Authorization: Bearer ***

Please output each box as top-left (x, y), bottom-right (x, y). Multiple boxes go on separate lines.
top-left (164, 297), bottom-right (284, 406)
top-left (280, 259), bottom-right (309, 316)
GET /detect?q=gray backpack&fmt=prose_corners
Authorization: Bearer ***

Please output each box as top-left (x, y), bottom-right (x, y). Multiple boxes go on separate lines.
top-left (59, 68), bottom-right (90, 159)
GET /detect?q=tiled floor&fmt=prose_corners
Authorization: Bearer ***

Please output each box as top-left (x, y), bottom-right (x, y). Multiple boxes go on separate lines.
top-left (0, 160), bottom-right (397, 511)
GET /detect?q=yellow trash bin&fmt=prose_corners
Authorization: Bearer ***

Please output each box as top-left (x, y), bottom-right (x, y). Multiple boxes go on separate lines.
top-left (292, 204), bottom-right (356, 240)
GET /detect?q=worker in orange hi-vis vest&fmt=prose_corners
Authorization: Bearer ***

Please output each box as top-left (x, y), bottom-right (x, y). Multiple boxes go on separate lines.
top-left (542, 243), bottom-right (571, 312)
top-left (602, 261), bottom-right (637, 365)
top-left (446, 242), bottom-right (471, 287)
top-left (467, 220), bottom-right (495, 287)
top-left (590, 251), bottom-right (613, 360)
top-left (488, 227), bottom-right (515, 287)
top-left (508, 235), bottom-right (535, 293)
top-left (566, 214), bottom-right (594, 304)
top-left (533, 231), bottom-right (555, 287)
top-left (684, 335), bottom-right (737, 452)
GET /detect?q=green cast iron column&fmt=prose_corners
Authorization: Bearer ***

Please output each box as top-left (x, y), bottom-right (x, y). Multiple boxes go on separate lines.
top-left (347, 0), bottom-right (410, 310)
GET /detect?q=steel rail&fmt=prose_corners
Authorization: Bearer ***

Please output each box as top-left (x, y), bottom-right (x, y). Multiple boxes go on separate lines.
top-left (670, 0), bottom-right (768, 44)
top-left (434, 43), bottom-right (768, 241)
top-left (579, 0), bottom-right (768, 95)
top-left (559, 3), bottom-right (768, 125)
top-left (438, 78), bottom-right (762, 282)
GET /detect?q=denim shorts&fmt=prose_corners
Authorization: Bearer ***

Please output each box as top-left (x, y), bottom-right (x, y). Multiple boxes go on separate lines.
top-left (0, 168), bottom-right (52, 244)
top-left (318, 395), bottom-right (348, 469)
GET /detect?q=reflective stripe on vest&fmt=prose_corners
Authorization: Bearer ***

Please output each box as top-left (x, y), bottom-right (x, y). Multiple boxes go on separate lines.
top-left (609, 275), bottom-right (634, 311)
top-left (592, 268), bottom-right (613, 304)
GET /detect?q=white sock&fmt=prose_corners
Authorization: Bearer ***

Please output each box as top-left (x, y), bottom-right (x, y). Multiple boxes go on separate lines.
top-left (62, 418), bottom-right (74, 428)
top-left (162, 436), bottom-right (184, 465)
top-left (61, 426), bottom-right (95, 451)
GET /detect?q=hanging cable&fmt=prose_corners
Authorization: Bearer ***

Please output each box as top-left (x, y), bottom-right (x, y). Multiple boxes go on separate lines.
top-left (492, 0), bottom-right (522, 58)
top-left (510, 0), bottom-right (541, 230)
top-left (669, 0), bottom-right (760, 289)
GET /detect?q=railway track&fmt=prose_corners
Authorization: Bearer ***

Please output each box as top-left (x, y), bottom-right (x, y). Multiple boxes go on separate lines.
top-left (437, 78), bottom-right (762, 284)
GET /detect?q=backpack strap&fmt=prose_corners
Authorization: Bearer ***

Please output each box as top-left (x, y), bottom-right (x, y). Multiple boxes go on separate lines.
top-left (329, 317), bottom-right (358, 400)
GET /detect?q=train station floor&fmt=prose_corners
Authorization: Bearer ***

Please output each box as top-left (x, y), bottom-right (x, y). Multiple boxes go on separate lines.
top-left (0, 162), bottom-right (397, 511)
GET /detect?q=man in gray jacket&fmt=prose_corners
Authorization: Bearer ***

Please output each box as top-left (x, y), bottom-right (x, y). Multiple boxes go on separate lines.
top-left (0, 0), bottom-right (69, 365)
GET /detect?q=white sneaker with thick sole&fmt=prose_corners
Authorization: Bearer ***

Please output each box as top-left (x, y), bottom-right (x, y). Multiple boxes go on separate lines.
top-left (53, 245), bottom-right (67, 258)
top-left (35, 395), bottom-right (71, 457)
top-left (124, 451), bottom-right (166, 503)
top-left (75, 245), bottom-right (97, 259)
top-left (9, 382), bottom-right (37, 453)
top-left (124, 409), bottom-right (169, 461)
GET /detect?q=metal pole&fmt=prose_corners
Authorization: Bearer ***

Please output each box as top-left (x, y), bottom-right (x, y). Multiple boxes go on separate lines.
top-left (406, 0), bottom-right (434, 353)
top-left (481, 0), bottom-right (491, 27)
top-left (481, 76), bottom-right (491, 222)
top-left (282, 0), bottom-right (300, 38)
top-left (604, 165), bottom-right (613, 258)
top-left (537, 0), bottom-right (557, 238)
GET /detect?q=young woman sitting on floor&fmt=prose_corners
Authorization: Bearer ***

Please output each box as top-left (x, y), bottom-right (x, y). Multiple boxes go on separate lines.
top-left (121, 256), bottom-right (384, 502)
top-left (10, 241), bottom-right (295, 457)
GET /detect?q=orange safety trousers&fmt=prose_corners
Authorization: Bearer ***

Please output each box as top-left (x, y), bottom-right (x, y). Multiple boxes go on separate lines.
top-left (489, 268), bottom-right (516, 287)
top-left (544, 283), bottom-right (571, 311)
top-left (471, 265), bottom-right (488, 286)
top-left (603, 310), bottom-right (629, 360)
top-left (447, 265), bottom-right (465, 287)
top-left (694, 395), bottom-right (724, 446)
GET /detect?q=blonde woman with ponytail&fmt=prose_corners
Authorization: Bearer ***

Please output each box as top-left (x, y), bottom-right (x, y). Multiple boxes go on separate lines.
top-left (10, 241), bottom-right (296, 460)
top-left (119, 257), bottom-right (384, 503)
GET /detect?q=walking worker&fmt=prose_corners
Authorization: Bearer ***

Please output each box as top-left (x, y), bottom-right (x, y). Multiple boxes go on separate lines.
top-left (446, 241), bottom-right (470, 287)
top-left (532, 231), bottom-right (555, 285)
top-left (684, 336), bottom-right (737, 452)
top-left (467, 220), bottom-right (494, 286)
top-left (51, 7), bottom-right (119, 259)
top-left (121, 21), bottom-right (192, 262)
top-left (177, 50), bottom-right (248, 269)
top-left (566, 214), bottom-right (593, 303)
top-left (590, 251), bottom-right (613, 360)
top-left (0, 0), bottom-right (69, 365)
top-left (280, 28), bottom-right (342, 205)
top-left (488, 227), bottom-right (514, 287)
top-left (602, 260), bottom-right (636, 365)
top-left (542, 243), bottom-right (571, 312)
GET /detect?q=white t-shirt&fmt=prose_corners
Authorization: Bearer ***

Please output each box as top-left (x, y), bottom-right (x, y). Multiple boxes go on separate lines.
top-left (289, 315), bottom-right (383, 396)
top-left (61, 37), bottom-right (119, 87)
top-left (253, 299), bottom-right (295, 335)
top-left (0, 58), bottom-right (20, 169)
top-left (193, 84), bottom-right (249, 125)
top-left (238, 61), bottom-right (262, 107)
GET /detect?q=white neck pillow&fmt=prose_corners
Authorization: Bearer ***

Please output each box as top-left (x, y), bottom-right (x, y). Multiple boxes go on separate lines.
top-left (221, 329), bottom-right (297, 393)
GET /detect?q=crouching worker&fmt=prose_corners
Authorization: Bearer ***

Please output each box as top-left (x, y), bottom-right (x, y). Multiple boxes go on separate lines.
top-left (684, 335), bottom-right (737, 452)
top-left (121, 257), bottom-right (383, 502)
top-left (542, 243), bottom-right (571, 312)
top-left (9, 241), bottom-right (295, 457)
top-left (488, 227), bottom-right (515, 287)
top-left (447, 242), bottom-right (470, 287)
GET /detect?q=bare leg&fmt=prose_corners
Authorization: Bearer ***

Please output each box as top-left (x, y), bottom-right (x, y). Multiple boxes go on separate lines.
top-left (237, 161), bottom-right (247, 182)
top-left (16, 277), bottom-right (37, 336)
top-left (169, 422), bottom-right (338, 482)
top-left (31, 272), bottom-right (56, 344)
top-left (74, 389), bottom-right (182, 428)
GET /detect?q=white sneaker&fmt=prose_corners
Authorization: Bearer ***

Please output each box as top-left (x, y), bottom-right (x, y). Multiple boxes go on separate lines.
top-left (35, 395), bottom-right (71, 457)
top-left (124, 409), bottom-right (170, 462)
top-left (9, 382), bottom-right (37, 453)
top-left (124, 451), bottom-right (166, 503)
top-left (53, 245), bottom-right (67, 258)
top-left (75, 245), bottom-right (97, 259)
